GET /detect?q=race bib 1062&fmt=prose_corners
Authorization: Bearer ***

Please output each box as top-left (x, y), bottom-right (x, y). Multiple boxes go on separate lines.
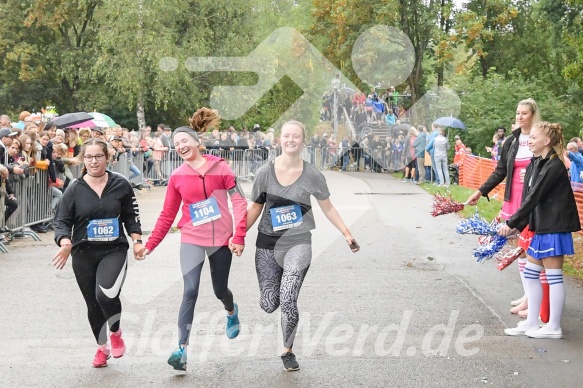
top-left (87, 218), bottom-right (120, 241)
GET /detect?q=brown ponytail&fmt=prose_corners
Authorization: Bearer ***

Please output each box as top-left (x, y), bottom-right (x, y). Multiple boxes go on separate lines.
top-left (189, 107), bottom-right (221, 133)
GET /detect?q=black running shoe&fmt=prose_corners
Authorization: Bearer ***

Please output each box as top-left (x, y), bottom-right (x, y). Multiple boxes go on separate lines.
top-left (281, 352), bottom-right (300, 372)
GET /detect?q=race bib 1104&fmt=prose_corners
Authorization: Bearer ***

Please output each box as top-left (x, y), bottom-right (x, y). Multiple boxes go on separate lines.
top-left (189, 197), bottom-right (222, 226)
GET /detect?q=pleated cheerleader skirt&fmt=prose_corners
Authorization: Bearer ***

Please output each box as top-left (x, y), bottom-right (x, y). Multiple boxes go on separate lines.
top-left (527, 233), bottom-right (574, 259)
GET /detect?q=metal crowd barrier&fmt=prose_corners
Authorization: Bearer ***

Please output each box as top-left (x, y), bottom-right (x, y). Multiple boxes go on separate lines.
top-left (0, 178), bottom-right (7, 253)
top-left (302, 146), bottom-right (404, 172)
top-left (1, 169), bottom-right (53, 251)
top-left (1, 144), bottom-right (396, 253)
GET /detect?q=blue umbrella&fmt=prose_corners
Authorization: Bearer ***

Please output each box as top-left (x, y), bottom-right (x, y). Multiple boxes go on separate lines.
top-left (433, 116), bottom-right (466, 130)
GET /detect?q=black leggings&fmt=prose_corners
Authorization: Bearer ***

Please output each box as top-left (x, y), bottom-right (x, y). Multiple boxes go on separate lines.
top-left (72, 245), bottom-right (128, 345)
top-left (178, 244), bottom-right (234, 345)
top-left (4, 196), bottom-right (18, 222)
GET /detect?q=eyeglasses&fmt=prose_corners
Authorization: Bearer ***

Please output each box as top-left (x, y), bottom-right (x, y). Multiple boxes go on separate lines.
top-left (83, 154), bottom-right (106, 161)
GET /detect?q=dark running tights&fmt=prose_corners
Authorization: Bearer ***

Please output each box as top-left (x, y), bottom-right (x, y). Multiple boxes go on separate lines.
top-left (72, 245), bottom-right (128, 345)
top-left (178, 244), bottom-right (234, 345)
top-left (255, 244), bottom-right (312, 349)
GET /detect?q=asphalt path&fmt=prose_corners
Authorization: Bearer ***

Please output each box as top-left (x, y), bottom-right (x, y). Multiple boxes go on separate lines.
top-left (1, 171), bottom-right (582, 387)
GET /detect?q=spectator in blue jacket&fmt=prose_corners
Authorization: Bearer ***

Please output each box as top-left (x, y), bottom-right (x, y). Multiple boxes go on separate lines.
top-left (425, 124), bottom-right (441, 184)
top-left (566, 142), bottom-right (583, 190)
top-left (413, 126), bottom-right (427, 184)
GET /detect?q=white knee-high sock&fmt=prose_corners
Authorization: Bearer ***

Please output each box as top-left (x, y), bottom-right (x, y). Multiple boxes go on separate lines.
top-left (517, 257), bottom-right (528, 295)
top-left (545, 268), bottom-right (565, 330)
top-left (524, 261), bottom-right (543, 328)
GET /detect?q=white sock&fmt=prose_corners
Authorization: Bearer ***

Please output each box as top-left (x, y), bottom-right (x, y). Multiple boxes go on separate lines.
top-left (517, 257), bottom-right (527, 295)
top-left (545, 268), bottom-right (565, 330)
top-left (523, 261), bottom-right (543, 328)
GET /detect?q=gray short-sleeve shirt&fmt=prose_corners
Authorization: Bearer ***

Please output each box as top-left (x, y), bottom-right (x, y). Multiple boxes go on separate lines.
top-left (251, 160), bottom-right (330, 237)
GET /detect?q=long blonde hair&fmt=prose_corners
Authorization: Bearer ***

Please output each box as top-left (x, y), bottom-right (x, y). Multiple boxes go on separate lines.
top-left (518, 98), bottom-right (542, 127)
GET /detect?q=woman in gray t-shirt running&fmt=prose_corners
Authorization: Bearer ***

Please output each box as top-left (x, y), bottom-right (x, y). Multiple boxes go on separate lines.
top-left (246, 120), bottom-right (359, 372)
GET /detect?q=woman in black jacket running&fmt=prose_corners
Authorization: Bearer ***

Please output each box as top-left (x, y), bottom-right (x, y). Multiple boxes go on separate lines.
top-left (53, 138), bottom-right (143, 368)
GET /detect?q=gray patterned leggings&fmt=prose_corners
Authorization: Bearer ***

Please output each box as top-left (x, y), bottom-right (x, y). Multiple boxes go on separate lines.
top-left (255, 244), bottom-right (312, 349)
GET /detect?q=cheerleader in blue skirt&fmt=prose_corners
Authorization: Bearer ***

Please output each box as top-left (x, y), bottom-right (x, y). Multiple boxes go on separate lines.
top-left (498, 122), bottom-right (580, 339)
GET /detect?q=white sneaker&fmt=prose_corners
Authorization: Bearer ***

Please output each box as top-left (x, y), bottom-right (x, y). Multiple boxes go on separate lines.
top-left (504, 324), bottom-right (539, 336)
top-left (517, 319), bottom-right (543, 328)
top-left (510, 296), bottom-right (525, 306)
top-left (525, 325), bottom-right (563, 339)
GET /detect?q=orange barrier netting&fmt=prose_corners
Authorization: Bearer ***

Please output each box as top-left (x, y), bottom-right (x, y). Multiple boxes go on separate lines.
top-left (459, 155), bottom-right (583, 234)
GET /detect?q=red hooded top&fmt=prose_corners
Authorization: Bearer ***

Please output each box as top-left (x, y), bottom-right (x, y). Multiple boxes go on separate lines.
top-left (145, 155), bottom-right (247, 251)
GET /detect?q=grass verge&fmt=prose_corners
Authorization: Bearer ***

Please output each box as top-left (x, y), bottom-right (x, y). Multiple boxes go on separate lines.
top-left (395, 174), bottom-right (583, 282)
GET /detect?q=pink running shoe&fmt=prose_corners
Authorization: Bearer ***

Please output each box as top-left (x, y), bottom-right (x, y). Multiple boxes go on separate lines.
top-left (110, 330), bottom-right (126, 358)
top-left (92, 347), bottom-right (110, 368)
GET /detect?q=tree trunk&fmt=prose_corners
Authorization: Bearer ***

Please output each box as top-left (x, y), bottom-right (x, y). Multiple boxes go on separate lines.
top-left (136, 100), bottom-right (146, 130)
top-left (480, 56), bottom-right (489, 77)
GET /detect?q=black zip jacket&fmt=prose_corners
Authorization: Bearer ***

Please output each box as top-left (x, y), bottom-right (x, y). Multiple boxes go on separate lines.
top-left (53, 171), bottom-right (142, 255)
top-left (479, 127), bottom-right (523, 201)
top-left (506, 149), bottom-right (581, 234)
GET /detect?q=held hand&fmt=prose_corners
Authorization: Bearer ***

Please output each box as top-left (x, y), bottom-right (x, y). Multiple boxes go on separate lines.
top-left (230, 241), bottom-right (245, 257)
top-left (133, 243), bottom-right (145, 260)
top-left (13, 166), bottom-right (24, 175)
top-left (466, 190), bottom-right (482, 206)
top-left (346, 236), bottom-right (360, 252)
top-left (52, 246), bottom-right (71, 270)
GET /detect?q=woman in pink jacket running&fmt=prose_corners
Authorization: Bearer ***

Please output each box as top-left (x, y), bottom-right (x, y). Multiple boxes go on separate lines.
top-left (141, 108), bottom-right (247, 372)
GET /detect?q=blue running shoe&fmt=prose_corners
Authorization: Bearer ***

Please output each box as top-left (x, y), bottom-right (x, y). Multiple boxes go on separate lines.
top-left (226, 303), bottom-right (240, 339)
top-left (167, 346), bottom-right (187, 371)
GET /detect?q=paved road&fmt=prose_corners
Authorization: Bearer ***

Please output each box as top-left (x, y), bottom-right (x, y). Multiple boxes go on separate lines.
top-left (1, 171), bottom-right (582, 387)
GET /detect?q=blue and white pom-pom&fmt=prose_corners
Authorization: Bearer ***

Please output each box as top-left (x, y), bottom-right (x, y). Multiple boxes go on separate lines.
top-left (456, 212), bottom-right (499, 236)
top-left (472, 235), bottom-right (508, 262)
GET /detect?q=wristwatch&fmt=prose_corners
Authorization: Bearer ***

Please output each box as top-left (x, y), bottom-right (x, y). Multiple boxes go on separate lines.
top-left (133, 239), bottom-right (143, 245)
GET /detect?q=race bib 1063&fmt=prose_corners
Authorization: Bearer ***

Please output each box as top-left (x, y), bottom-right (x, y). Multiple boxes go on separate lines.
top-left (87, 218), bottom-right (120, 241)
top-left (189, 197), bottom-right (222, 226)
top-left (270, 204), bottom-right (303, 232)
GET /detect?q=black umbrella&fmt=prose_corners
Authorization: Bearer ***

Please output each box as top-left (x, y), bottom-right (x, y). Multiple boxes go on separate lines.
top-left (49, 112), bottom-right (93, 129)
top-left (391, 123), bottom-right (410, 137)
